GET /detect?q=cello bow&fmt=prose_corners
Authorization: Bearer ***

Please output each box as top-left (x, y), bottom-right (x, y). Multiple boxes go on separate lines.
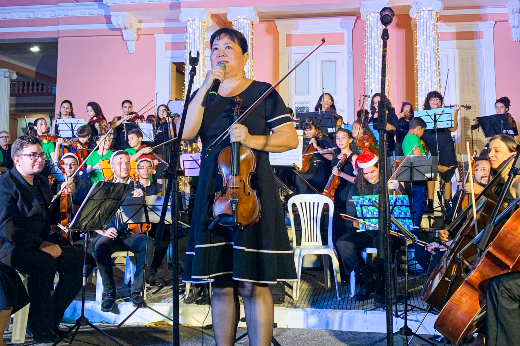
top-left (205, 38), bottom-right (326, 156)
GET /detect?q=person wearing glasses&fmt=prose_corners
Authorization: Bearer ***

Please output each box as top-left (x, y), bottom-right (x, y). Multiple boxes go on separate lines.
top-left (0, 131), bottom-right (13, 170)
top-left (0, 135), bottom-right (95, 343)
top-left (93, 151), bottom-right (155, 312)
top-left (60, 153), bottom-right (91, 205)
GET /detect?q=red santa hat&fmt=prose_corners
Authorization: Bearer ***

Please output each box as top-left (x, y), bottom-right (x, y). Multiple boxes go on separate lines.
top-left (61, 152), bottom-right (81, 166)
top-left (137, 156), bottom-right (155, 171)
top-left (355, 147), bottom-right (378, 170)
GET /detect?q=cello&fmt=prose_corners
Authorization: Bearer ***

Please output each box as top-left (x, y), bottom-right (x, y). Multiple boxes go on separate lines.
top-left (212, 97), bottom-right (261, 228)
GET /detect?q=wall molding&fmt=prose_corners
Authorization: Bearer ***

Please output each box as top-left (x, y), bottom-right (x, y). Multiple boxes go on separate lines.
top-left (360, 1), bottom-right (390, 20)
top-left (111, 12), bottom-right (139, 54)
top-left (508, 0), bottom-right (520, 41)
top-left (410, 0), bottom-right (444, 18)
top-left (0, 3), bottom-right (109, 20)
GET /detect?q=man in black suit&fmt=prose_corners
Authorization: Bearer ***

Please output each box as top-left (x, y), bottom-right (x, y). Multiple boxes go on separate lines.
top-left (0, 135), bottom-right (95, 343)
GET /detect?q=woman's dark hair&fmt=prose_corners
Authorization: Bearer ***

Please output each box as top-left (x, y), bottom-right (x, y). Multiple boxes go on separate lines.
top-left (300, 117), bottom-right (324, 137)
top-left (489, 134), bottom-right (518, 153)
top-left (122, 100), bottom-right (133, 108)
top-left (370, 93), bottom-right (394, 115)
top-left (60, 100), bottom-right (75, 118)
top-left (423, 91), bottom-right (444, 110)
top-left (146, 115), bottom-right (156, 124)
top-left (400, 102), bottom-right (415, 117)
top-left (156, 104), bottom-right (170, 126)
top-left (87, 101), bottom-right (104, 118)
top-left (31, 118), bottom-right (46, 136)
top-left (210, 28), bottom-right (248, 55)
top-left (352, 119), bottom-right (378, 146)
top-left (11, 135), bottom-right (42, 159)
top-left (314, 93), bottom-right (337, 112)
top-left (495, 97), bottom-right (511, 110)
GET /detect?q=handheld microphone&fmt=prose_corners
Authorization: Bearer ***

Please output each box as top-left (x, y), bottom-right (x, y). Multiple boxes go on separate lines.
top-left (208, 63), bottom-right (226, 103)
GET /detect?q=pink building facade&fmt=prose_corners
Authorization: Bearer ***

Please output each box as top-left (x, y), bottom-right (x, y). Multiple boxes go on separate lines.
top-left (0, 0), bottom-right (519, 151)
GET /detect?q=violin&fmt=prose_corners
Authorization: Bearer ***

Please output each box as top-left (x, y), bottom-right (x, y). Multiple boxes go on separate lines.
top-left (322, 153), bottom-right (348, 201)
top-left (136, 144), bottom-right (169, 167)
top-left (89, 114), bottom-right (108, 132)
top-left (40, 134), bottom-right (72, 146)
top-left (128, 171), bottom-right (152, 235)
top-left (212, 96), bottom-right (261, 228)
top-left (420, 139), bottom-right (429, 156)
top-left (298, 140), bottom-right (317, 173)
top-left (446, 104), bottom-right (472, 110)
top-left (127, 112), bottom-right (146, 123)
top-left (356, 135), bottom-right (379, 157)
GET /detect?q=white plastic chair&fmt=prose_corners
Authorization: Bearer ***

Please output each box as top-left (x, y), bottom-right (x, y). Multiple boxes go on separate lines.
top-left (349, 247), bottom-right (377, 297)
top-left (288, 194), bottom-right (342, 300)
top-left (95, 251), bottom-right (143, 302)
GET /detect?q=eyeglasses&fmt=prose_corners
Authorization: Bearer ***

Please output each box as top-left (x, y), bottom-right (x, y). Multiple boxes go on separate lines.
top-left (137, 166), bottom-right (153, 170)
top-left (62, 163), bottom-right (77, 168)
top-left (19, 153), bottom-right (46, 160)
top-left (0, 136), bottom-right (9, 139)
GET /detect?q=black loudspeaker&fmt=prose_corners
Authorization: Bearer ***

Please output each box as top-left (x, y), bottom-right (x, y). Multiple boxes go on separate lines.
top-left (269, 282), bottom-right (286, 304)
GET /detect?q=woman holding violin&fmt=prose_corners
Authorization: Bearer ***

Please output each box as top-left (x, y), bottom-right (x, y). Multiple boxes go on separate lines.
top-left (111, 100), bottom-right (144, 150)
top-left (182, 28), bottom-right (298, 346)
top-left (421, 91), bottom-right (460, 213)
top-left (51, 100), bottom-right (75, 135)
top-left (395, 101), bottom-right (414, 156)
top-left (322, 128), bottom-right (357, 242)
top-left (369, 93), bottom-right (398, 156)
top-left (86, 101), bottom-right (108, 137)
top-left (155, 104), bottom-right (176, 160)
top-left (296, 117), bottom-right (334, 194)
top-left (314, 93), bottom-right (343, 130)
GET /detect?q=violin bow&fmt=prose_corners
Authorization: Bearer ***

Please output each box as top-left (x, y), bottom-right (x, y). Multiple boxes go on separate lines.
top-left (389, 149), bottom-right (413, 181)
top-left (135, 99), bottom-right (154, 115)
top-left (466, 142), bottom-right (479, 235)
top-left (48, 128), bottom-right (114, 207)
top-left (205, 38), bottom-right (326, 156)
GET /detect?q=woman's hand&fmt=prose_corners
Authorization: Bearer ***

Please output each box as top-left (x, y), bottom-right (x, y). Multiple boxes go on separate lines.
top-left (202, 64), bottom-right (225, 90)
top-left (332, 167), bottom-right (340, 176)
top-left (229, 124), bottom-right (252, 147)
top-left (309, 138), bottom-right (318, 148)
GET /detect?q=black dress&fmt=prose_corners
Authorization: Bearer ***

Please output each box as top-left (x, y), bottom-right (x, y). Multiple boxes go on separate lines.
top-left (331, 152), bottom-right (355, 243)
top-left (422, 128), bottom-right (457, 181)
top-left (0, 262), bottom-right (29, 313)
top-left (297, 135), bottom-right (333, 194)
top-left (183, 81), bottom-right (297, 284)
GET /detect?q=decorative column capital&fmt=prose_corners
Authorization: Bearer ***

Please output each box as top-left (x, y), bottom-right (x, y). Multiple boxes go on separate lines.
top-left (110, 12), bottom-right (139, 54)
top-left (360, 1), bottom-right (390, 20)
top-left (1, 69), bottom-right (16, 79)
top-left (179, 8), bottom-right (212, 26)
top-left (508, 0), bottom-right (520, 41)
top-left (409, 0), bottom-right (444, 17)
top-left (227, 7), bottom-right (259, 24)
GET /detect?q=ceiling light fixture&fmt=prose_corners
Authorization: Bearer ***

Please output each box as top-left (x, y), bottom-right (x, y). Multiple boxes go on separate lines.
top-left (30, 46), bottom-right (40, 52)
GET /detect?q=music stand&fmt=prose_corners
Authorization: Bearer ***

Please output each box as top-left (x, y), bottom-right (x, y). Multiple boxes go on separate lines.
top-left (475, 114), bottom-right (516, 137)
top-left (52, 182), bottom-right (133, 346)
top-left (415, 108), bottom-right (454, 130)
top-left (116, 195), bottom-right (173, 327)
top-left (295, 111), bottom-right (336, 133)
top-left (57, 119), bottom-right (84, 138)
top-left (352, 195), bottom-right (415, 233)
top-left (180, 153), bottom-right (201, 177)
top-left (138, 123), bottom-right (155, 143)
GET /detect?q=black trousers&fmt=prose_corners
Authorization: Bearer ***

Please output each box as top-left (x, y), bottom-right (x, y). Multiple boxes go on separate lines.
top-left (335, 231), bottom-right (375, 274)
top-left (10, 246), bottom-right (94, 333)
top-left (486, 271), bottom-right (520, 346)
top-left (94, 234), bottom-right (154, 295)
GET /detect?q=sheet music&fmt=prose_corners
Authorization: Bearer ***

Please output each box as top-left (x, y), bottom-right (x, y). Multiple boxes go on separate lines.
top-left (269, 130), bottom-right (303, 167)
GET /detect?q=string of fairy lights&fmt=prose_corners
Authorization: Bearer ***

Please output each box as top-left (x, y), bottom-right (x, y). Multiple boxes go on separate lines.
top-left (364, 12), bottom-right (389, 107)
top-left (414, 8), bottom-right (441, 108)
top-left (233, 17), bottom-right (254, 79)
top-left (184, 18), bottom-right (207, 99)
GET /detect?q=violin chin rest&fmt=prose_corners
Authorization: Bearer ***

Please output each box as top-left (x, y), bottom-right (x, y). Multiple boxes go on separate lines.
top-left (215, 213), bottom-right (239, 228)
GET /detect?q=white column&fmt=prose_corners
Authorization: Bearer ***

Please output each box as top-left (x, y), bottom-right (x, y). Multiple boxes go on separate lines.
top-left (410, 0), bottom-right (444, 107)
top-left (180, 8), bottom-right (213, 97)
top-left (361, 1), bottom-right (390, 100)
top-left (508, 0), bottom-right (520, 42)
top-left (227, 6), bottom-right (259, 79)
top-left (0, 69), bottom-right (16, 132)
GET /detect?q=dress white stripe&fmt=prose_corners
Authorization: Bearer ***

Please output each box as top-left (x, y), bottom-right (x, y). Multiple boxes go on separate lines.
top-left (191, 271), bottom-right (233, 279)
top-left (195, 242), bottom-right (234, 248)
top-left (232, 245), bottom-right (293, 254)
top-left (267, 114), bottom-right (291, 123)
top-left (270, 121), bottom-right (293, 130)
top-left (233, 277), bottom-right (298, 284)
top-left (186, 252), bottom-right (195, 255)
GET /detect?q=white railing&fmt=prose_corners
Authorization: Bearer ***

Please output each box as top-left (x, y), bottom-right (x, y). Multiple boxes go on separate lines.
top-left (10, 80), bottom-right (54, 95)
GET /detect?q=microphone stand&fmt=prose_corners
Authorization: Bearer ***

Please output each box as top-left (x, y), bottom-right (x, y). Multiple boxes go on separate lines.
top-left (377, 8), bottom-right (394, 346)
top-left (155, 51), bottom-right (199, 346)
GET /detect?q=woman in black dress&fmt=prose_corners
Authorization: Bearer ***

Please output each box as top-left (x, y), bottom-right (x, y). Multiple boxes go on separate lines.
top-left (0, 262), bottom-right (29, 346)
top-left (395, 102), bottom-right (414, 156)
top-left (182, 28), bottom-right (298, 346)
top-left (369, 93), bottom-right (398, 156)
top-left (421, 91), bottom-right (460, 213)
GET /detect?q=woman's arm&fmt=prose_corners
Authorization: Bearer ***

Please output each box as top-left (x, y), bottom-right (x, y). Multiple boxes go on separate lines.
top-left (230, 123), bottom-right (298, 153)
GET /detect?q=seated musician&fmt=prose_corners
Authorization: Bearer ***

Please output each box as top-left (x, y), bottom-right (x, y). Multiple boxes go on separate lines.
top-left (32, 117), bottom-right (59, 161)
top-left (352, 116), bottom-right (378, 152)
top-left (335, 148), bottom-right (402, 302)
top-left (402, 117), bottom-right (428, 227)
top-left (0, 135), bottom-right (95, 343)
top-left (94, 151), bottom-right (154, 312)
top-left (314, 93), bottom-right (343, 130)
top-left (60, 153), bottom-right (92, 205)
top-left (125, 129), bottom-right (153, 162)
top-left (369, 93), bottom-right (398, 156)
top-left (111, 100), bottom-right (138, 151)
top-left (296, 117), bottom-right (334, 194)
top-left (86, 134), bottom-right (114, 184)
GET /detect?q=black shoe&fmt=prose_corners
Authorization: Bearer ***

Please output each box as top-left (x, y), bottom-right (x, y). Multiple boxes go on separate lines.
top-left (146, 274), bottom-right (158, 286)
top-left (353, 284), bottom-right (375, 301)
top-left (101, 293), bottom-right (116, 312)
top-left (51, 325), bottom-right (69, 338)
top-left (444, 200), bottom-right (452, 213)
top-left (32, 328), bottom-right (60, 343)
top-left (131, 293), bottom-right (144, 307)
top-left (184, 285), bottom-right (203, 304)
